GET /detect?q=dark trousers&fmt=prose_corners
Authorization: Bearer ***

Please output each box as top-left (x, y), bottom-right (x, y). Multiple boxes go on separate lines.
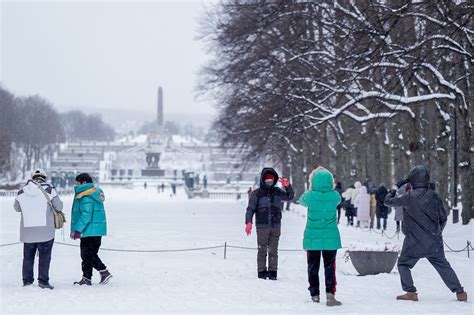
top-left (256, 227), bottom-right (281, 271)
top-left (23, 239), bottom-right (54, 285)
top-left (345, 206), bottom-right (354, 226)
top-left (396, 221), bottom-right (401, 232)
top-left (307, 250), bottom-right (337, 296)
top-left (397, 253), bottom-right (464, 294)
top-left (377, 217), bottom-right (387, 230)
top-left (80, 236), bottom-right (107, 279)
top-left (336, 206), bottom-right (341, 224)
top-left (346, 213), bottom-right (354, 226)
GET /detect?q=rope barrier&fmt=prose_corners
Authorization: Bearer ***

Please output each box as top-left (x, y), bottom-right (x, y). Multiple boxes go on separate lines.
top-left (0, 241), bottom-right (22, 247)
top-left (361, 227), bottom-right (371, 233)
top-left (348, 223), bottom-right (471, 256)
top-left (0, 242), bottom-right (304, 253)
top-left (1, 238), bottom-right (470, 254)
top-left (54, 242), bottom-right (225, 253)
top-left (443, 240), bottom-right (469, 253)
top-left (0, 239), bottom-right (470, 256)
top-left (226, 245), bottom-right (303, 252)
top-left (371, 228), bottom-right (383, 235)
top-left (226, 245), bottom-right (257, 250)
top-left (382, 230), bottom-right (399, 240)
top-left (0, 241), bottom-right (226, 252)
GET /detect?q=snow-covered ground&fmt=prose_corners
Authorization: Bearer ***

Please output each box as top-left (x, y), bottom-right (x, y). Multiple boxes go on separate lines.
top-left (1, 187), bottom-right (472, 314)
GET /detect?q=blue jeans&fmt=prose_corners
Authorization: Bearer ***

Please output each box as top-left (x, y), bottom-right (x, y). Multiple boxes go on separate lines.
top-left (22, 239), bottom-right (54, 285)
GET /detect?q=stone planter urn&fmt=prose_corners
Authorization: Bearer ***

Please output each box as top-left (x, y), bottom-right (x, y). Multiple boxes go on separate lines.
top-left (348, 251), bottom-right (399, 276)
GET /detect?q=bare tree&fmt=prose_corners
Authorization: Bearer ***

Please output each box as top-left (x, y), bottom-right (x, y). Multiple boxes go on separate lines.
top-left (15, 96), bottom-right (65, 176)
top-left (0, 87), bottom-right (17, 175)
top-left (199, 0), bottom-right (472, 222)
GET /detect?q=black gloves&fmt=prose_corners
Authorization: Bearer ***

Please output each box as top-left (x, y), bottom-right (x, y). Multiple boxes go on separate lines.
top-left (396, 179), bottom-right (408, 189)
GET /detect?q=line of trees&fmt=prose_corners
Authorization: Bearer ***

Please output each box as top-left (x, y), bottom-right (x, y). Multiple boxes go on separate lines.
top-left (61, 110), bottom-right (115, 142)
top-left (0, 86), bottom-right (116, 180)
top-left (199, 1), bottom-right (472, 223)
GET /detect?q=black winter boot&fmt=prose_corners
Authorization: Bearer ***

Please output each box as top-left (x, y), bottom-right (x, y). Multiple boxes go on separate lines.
top-left (99, 269), bottom-right (113, 284)
top-left (38, 282), bottom-right (54, 290)
top-left (311, 295), bottom-right (320, 303)
top-left (258, 269), bottom-right (268, 279)
top-left (74, 277), bottom-right (92, 286)
top-left (268, 270), bottom-right (277, 280)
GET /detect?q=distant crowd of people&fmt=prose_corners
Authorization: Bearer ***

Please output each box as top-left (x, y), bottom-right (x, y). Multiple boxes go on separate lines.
top-left (337, 180), bottom-right (403, 231)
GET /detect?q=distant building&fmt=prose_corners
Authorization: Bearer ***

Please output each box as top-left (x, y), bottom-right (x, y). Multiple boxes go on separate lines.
top-left (47, 87), bottom-right (268, 186)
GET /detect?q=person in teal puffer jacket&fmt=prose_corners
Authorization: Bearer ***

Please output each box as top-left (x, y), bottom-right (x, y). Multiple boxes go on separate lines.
top-left (71, 173), bottom-right (112, 286)
top-left (299, 166), bottom-right (342, 307)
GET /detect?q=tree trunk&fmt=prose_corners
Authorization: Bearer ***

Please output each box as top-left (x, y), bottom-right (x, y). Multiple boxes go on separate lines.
top-left (458, 105), bottom-right (473, 224)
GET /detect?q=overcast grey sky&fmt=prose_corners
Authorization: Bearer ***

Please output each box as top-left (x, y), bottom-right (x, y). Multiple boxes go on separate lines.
top-left (1, 0), bottom-right (217, 118)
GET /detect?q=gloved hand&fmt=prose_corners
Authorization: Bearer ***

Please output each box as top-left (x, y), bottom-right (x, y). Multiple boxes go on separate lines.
top-left (396, 179), bottom-right (407, 188)
top-left (73, 231), bottom-right (81, 240)
top-left (279, 177), bottom-right (290, 187)
top-left (245, 223), bottom-right (252, 236)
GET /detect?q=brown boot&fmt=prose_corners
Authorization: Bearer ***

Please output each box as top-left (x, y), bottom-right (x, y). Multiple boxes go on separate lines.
top-left (396, 292), bottom-right (418, 301)
top-left (456, 291), bottom-right (467, 302)
top-left (326, 293), bottom-right (342, 306)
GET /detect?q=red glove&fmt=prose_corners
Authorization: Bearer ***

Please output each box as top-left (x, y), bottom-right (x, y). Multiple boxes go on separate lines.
top-left (279, 177), bottom-right (290, 187)
top-left (73, 231), bottom-right (81, 240)
top-left (245, 223), bottom-right (252, 236)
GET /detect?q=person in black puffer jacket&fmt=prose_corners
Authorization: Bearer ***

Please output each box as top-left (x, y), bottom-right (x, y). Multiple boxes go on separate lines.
top-left (375, 184), bottom-right (389, 230)
top-left (245, 167), bottom-right (294, 280)
top-left (385, 165), bottom-right (467, 302)
top-left (334, 182), bottom-right (344, 224)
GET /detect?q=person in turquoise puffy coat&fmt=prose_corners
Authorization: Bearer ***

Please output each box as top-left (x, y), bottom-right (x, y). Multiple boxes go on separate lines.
top-left (299, 166), bottom-right (342, 306)
top-left (71, 173), bottom-right (112, 286)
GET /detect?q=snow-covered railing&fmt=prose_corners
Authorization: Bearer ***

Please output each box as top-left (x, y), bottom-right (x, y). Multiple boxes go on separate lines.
top-left (0, 188), bottom-right (74, 197)
top-left (208, 191), bottom-right (245, 199)
top-left (0, 191), bottom-right (16, 197)
top-left (190, 190), bottom-right (248, 200)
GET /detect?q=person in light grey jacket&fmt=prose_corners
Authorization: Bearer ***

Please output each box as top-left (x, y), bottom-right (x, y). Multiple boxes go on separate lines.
top-left (14, 169), bottom-right (63, 289)
top-left (393, 181), bottom-right (405, 232)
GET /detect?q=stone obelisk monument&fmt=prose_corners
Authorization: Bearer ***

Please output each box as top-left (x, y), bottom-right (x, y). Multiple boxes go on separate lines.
top-left (157, 86), bottom-right (164, 129)
top-left (141, 86), bottom-right (165, 177)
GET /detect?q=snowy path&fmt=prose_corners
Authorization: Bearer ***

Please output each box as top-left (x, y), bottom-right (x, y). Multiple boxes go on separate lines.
top-left (1, 188), bottom-right (472, 314)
